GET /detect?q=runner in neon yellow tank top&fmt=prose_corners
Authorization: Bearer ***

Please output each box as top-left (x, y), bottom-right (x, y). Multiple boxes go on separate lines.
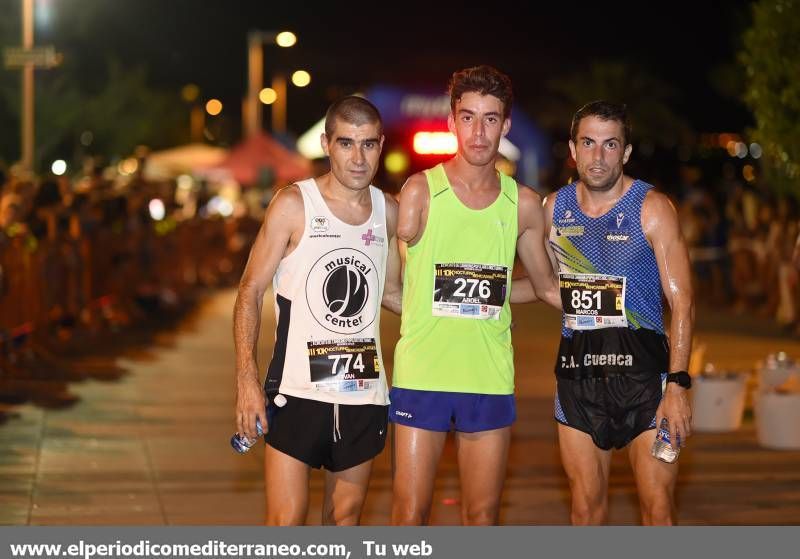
top-left (390, 66), bottom-right (562, 526)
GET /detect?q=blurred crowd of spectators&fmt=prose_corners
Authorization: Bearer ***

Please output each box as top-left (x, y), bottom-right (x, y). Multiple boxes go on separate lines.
top-left (0, 165), bottom-right (258, 375)
top-left (674, 165), bottom-right (800, 332)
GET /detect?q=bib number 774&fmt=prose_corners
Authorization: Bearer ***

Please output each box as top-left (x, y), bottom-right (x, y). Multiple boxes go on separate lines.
top-left (328, 353), bottom-right (365, 376)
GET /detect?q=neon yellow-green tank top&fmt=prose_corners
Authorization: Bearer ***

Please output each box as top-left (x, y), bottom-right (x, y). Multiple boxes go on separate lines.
top-left (393, 163), bottom-right (518, 394)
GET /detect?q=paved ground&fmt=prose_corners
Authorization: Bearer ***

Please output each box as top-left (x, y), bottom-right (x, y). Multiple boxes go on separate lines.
top-left (1, 288), bottom-right (799, 525)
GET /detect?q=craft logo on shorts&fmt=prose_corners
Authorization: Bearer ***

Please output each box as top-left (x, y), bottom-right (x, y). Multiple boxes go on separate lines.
top-left (311, 216), bottom-right (329, 233)
top-left (306, 248), bottom-right (378, 334)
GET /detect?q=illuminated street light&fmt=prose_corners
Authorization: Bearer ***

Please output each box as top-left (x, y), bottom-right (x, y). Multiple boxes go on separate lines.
top-left (205, 99), bottom-right (223, 116)
top-left (51, 159), bottom-right (66, 175)
top-left (276, 31), bottom-right (297, 47)
top-left (259, 87), bottom-right (277, 105)
top-left (291, 70), bottom-right (311, 87)
top-left (148, 199), bottom-right (166, 221)
top-left (246, 30), bottom-right (297, 136)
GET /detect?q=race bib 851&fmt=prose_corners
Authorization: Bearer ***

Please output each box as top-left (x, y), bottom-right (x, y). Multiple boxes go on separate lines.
top-left (559, 272), bottom-right (627, 330)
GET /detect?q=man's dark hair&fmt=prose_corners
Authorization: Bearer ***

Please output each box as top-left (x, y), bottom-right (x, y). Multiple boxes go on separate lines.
top-left (324, 96), bottom-right (383, 138)
top-left (448, 65), bottom-right (513, 119)
top-left (570, 101), bottom-right (631, 145)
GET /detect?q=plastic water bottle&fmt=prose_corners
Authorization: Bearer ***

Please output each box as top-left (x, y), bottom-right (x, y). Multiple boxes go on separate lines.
top-left (651, 418), bottom-right (680, 463)
top-left (230, 394), bottom-right (287, 454)
top-left (230, 418), bottom-right (264, 454)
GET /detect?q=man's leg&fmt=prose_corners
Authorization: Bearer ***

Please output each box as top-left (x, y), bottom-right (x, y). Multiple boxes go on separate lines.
top-left (391, 424), bottom-right (447, 525)
top-left (628, 428), bottom-right (679, 525)
top-left (322, 460), bottom-right (373, 526)
top-left (264, 444), bottom-right (311, 525)
top-left (454, 427), bottom-right (511, 525)
top-left (557, 424), bottom-right (613, 525)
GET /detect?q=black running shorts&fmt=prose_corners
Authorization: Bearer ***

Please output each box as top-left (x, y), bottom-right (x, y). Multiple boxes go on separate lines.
top-left (264, 394), bottom-right (388, 472)
top-left (554, 327), bottom-right (669, 450)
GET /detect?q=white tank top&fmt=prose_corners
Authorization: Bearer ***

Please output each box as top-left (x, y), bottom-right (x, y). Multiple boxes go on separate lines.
top-left (265, 178), bottom-right (389, 405)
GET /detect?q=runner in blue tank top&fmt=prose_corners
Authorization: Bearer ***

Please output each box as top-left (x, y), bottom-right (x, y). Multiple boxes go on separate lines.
top-left (520, 101), bottom-right (694, 525)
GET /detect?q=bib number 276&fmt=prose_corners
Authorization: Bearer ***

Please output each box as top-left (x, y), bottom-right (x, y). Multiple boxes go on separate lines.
top-left (452, 278), bottom-right (492, 299)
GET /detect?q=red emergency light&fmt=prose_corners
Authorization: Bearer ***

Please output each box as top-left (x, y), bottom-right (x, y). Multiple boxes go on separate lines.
top-left (412, 132), bottom-right (457, 155)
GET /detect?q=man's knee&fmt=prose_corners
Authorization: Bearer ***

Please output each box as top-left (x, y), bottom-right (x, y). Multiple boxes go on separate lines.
top-left (462, 503), bottom-right (500, 526)
top-left (266, 508), bottom-right (306, 526)
top-left (570, 489), bottom-right (608, 525)
top-left (324, 500), bottom-right (363, 526)
top-left (392, 495), bottom-right (430, 526)
top-left (640, 494), bottom-right (674, 525)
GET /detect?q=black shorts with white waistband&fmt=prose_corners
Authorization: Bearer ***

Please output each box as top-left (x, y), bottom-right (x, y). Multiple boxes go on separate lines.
top-left (264, 394), bottom-right (388, 472)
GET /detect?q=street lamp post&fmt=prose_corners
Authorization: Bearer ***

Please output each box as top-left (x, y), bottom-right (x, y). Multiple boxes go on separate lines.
top-left (21, 0), bottom-right (34, 173)
top-left (3, 0), bottom-right (61, 175)
top-left (271, 73), bottom-right (287, 135)
top-left (244, 30), bottom-right (295, 137)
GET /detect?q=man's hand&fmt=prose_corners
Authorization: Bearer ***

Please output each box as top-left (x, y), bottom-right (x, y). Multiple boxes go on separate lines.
top-left (655, 382), bottom-right (692, 450)
top-left (236, 374), bottom-right (267, 440)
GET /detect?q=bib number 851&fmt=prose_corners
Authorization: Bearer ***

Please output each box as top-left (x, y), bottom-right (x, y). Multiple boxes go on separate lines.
top-left (453, 278), bottom-right (491, 299)
top-left (570, 289), bottom-right (601, 310)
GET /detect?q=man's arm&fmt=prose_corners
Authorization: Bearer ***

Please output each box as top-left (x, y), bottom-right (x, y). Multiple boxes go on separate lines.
top-left (382, 193), bottom-right (402, 314)
top-left (514, 186), bottom-right (561, 309)
top-left (643, 190), bottom-right (695, 448)
top-left (510, 276), bottom-right (538, 303)
top-left (396, 172), bottom-right (429, 246)
top-left (233, 185), bottom-right (303, 440)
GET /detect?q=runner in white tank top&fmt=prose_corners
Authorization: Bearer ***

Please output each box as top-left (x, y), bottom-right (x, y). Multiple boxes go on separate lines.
top-left (267, 177), bottom-right (390, 406)
top-left (233, 97), bottom-right (401, 525)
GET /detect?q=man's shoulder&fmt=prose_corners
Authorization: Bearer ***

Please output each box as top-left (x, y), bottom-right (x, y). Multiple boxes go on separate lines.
top-left (398, 172), bottom-right (431, 207)
top-left (535, 183), bottom-right (572, 217)
top-left (642, 188), bottom-right (676, 214)
top-left (273, 183), bottom-right (303, 205)
top-left (516, 183), bottom-right (542, 207)
top-left (641, 188), bottom-right (679, 237)
top-left (266, 184), bottom-right (305, 224)
top-left (401, 172), bottom-right (429, 194)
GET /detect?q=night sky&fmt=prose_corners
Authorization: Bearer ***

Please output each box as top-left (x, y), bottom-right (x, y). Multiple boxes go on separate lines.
top-left (24, 0), bottom-right (755, 141)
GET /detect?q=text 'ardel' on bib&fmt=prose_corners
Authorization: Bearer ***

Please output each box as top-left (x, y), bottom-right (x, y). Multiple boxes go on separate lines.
top-left (432, 263), bottom-right (508, 320)
top-left (559, 272), bottom-right (628, 330)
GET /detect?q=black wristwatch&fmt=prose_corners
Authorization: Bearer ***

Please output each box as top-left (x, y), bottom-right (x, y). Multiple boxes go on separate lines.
top-left (667, 371), bottom-right (692, 389)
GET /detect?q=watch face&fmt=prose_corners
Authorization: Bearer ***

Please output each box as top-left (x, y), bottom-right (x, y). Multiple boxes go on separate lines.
top-left (669, 372), bottom-right (691, 388)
